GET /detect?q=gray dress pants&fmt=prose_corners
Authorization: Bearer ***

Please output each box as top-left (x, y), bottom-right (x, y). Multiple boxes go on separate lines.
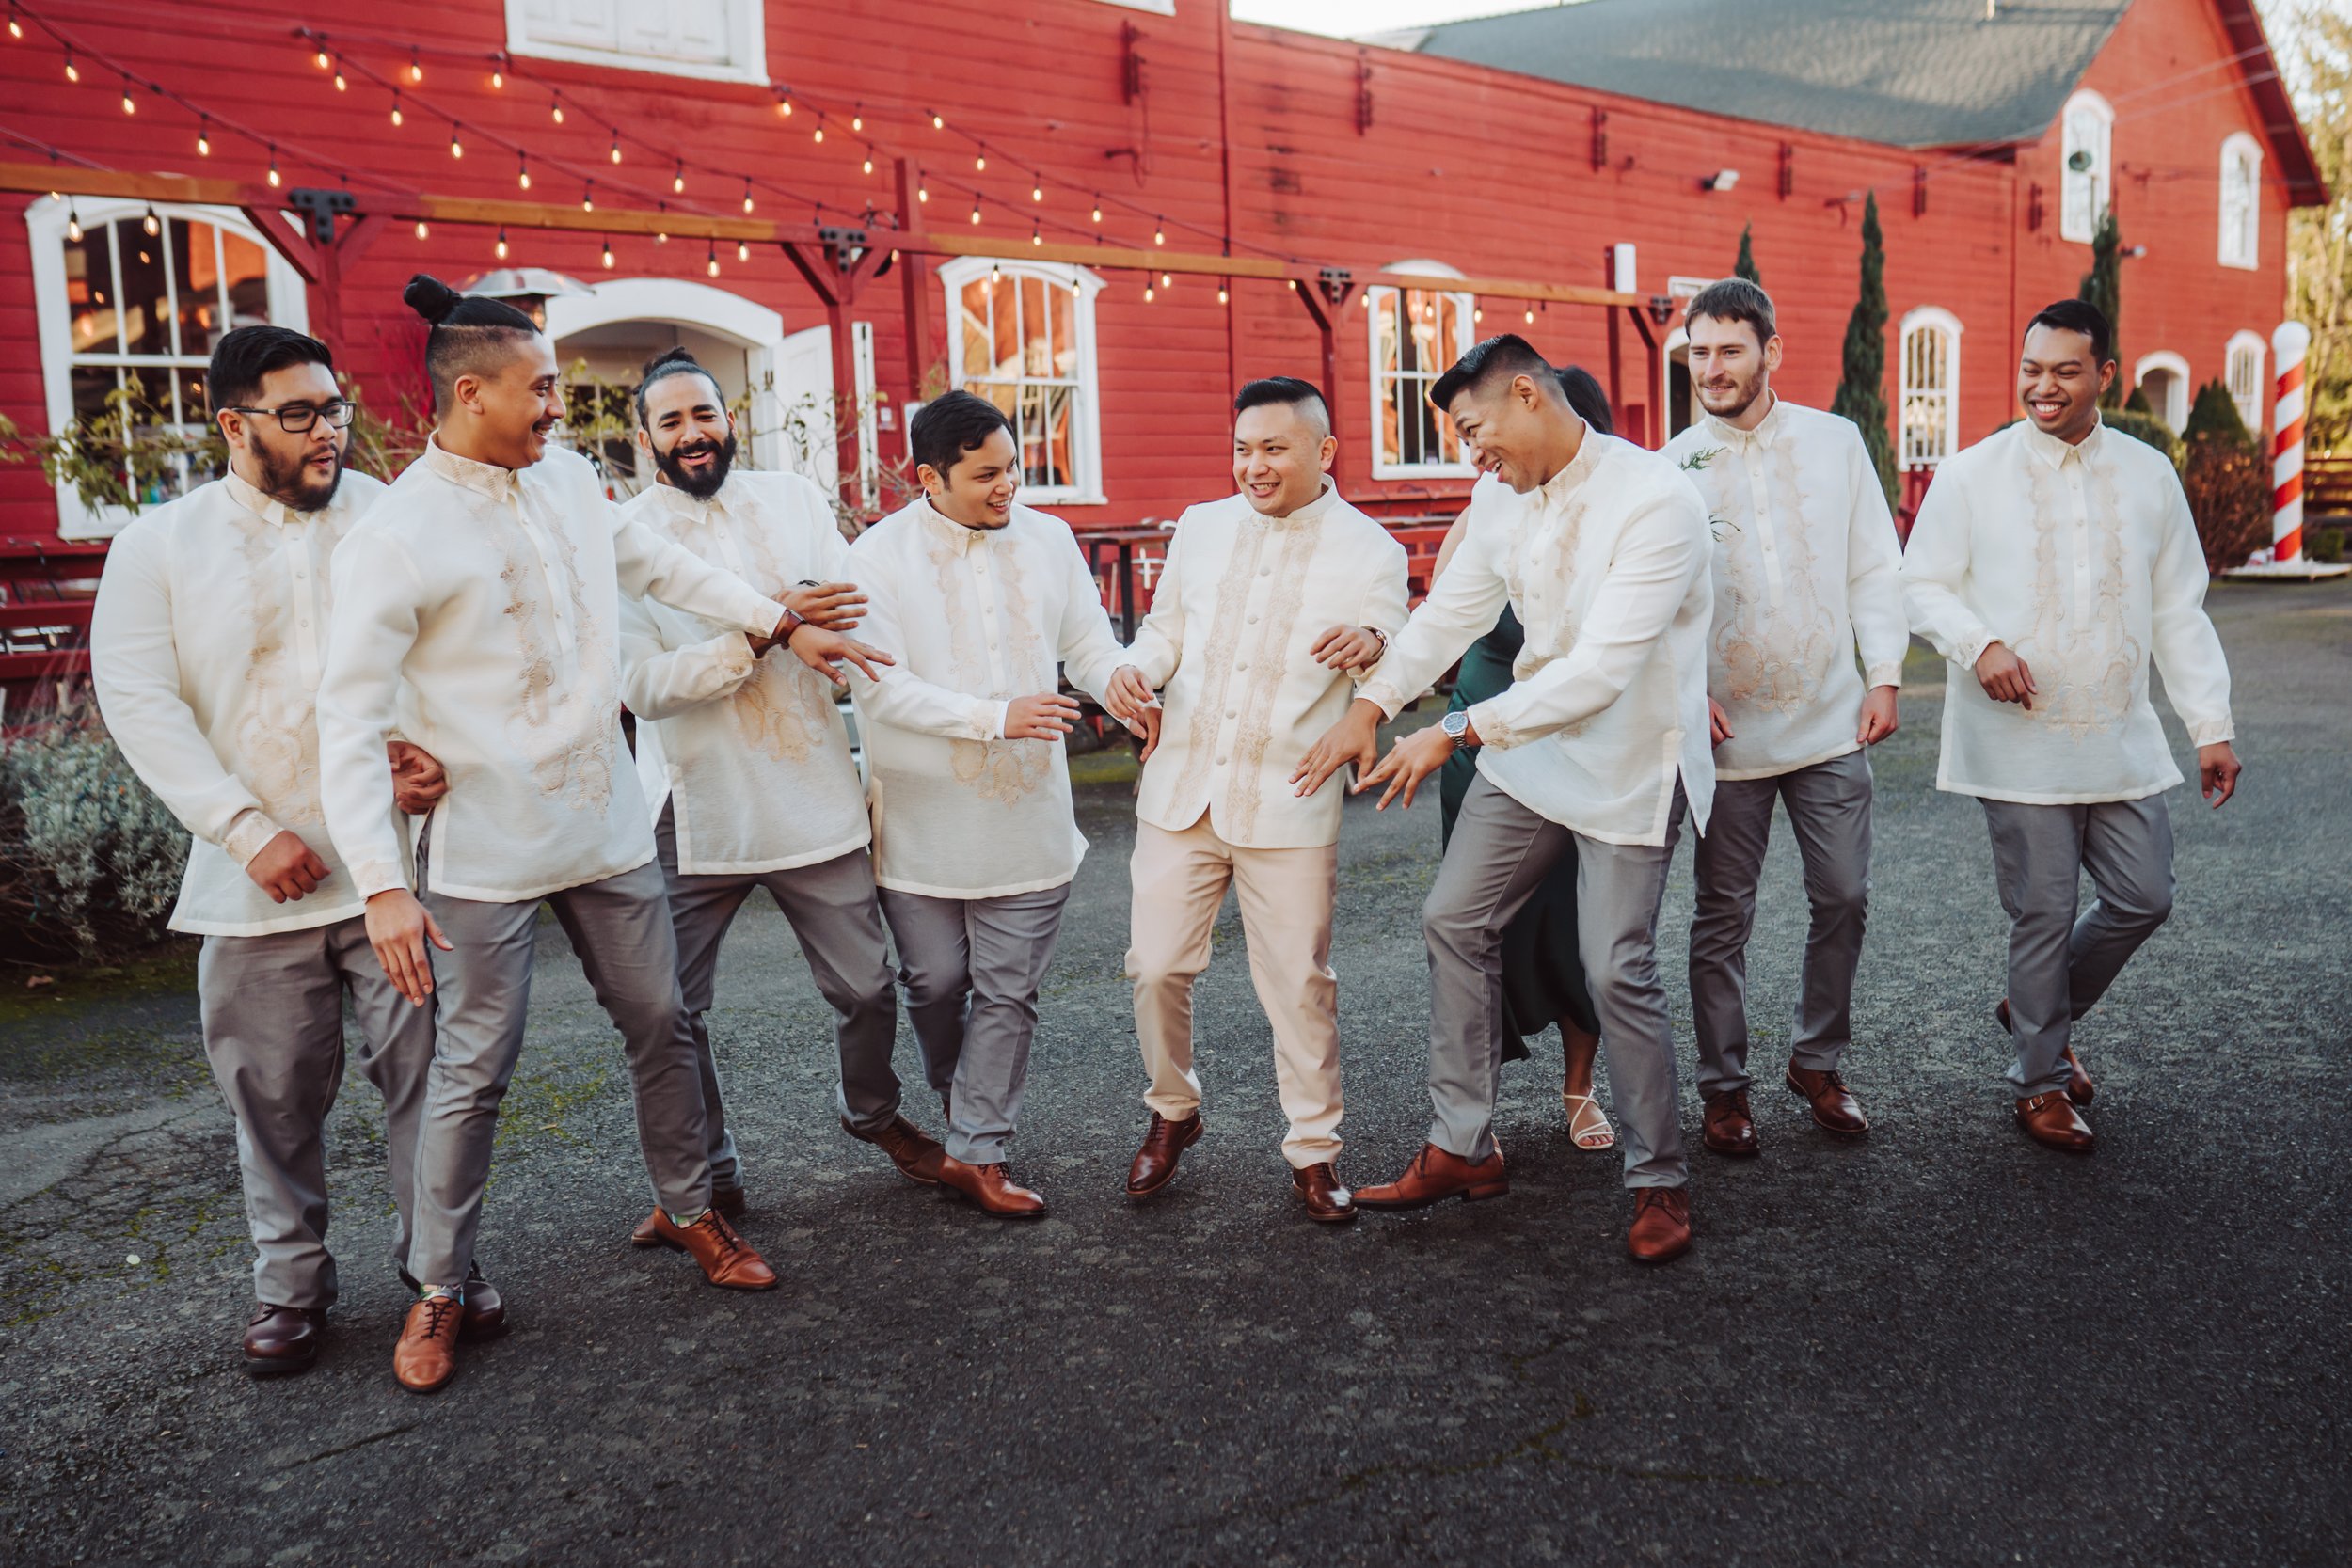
top-left (406, 851), bottom-right (713, 1288)
top-left (1979, 794), bottom-right (2175, 1097)
top-left (877, 881), bottom-right (1073, 1166)
top-left (656, 804), bottom-right (903, 1191)
top-left (198, 915), bottom-right (436, 1309)
top-left (1422, 775), bottom-right (1690, 1189)
top-left (1689, 749), bottom-right (1874, 1097)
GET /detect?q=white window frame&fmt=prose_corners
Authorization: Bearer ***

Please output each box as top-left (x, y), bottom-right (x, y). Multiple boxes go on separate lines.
top-left (2133, 350), bottom-right (2191, 434)
top-left (1091, 0), bottom-right (1174, 11)
top-left (2225, 329), bottom-right (2267, 436)
top-left (1368, 260), bottom-right (1476, 481)
top-left (2218, 131), bottom-right (2263, 271)
top-left (939, 255), bottom-right (1104, 506)
top-left (1898, 305), bottom-right (1963, 468)
top-left (2060, 89), bottom-right (2115, 245)
top-left (504, 0), bottom-right (768, 87)
top-left (24, 196), bottom-right (309, 540)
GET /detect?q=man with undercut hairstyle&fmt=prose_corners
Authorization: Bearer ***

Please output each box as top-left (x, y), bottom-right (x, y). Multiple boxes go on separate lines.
top-left (94, 324), bottom-right (458, 1377)
top-left (846, 389), bottom-right (1149, 1220)
top-left (319, 276), bottom-right (888, 1394)
top-left (1902, 298), bottom-right (2240, 1156)
top-left (1661, 277), bottom-right (1909, 1156)
top-left (1102, 377), bottom-right (1406, 1221)
top-left (1298, 334), bottom-right (1715, 1264)
top-left (614, 348), bottom-right (941, 1241)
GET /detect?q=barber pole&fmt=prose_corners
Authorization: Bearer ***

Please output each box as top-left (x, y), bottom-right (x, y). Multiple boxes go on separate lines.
top-left (2272, 321), bottom-right (2311, 563)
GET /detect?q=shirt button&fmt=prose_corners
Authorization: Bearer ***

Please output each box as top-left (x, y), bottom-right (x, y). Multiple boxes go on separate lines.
top-left (1248, 615), bottom-right (1259, 625)
top-left (1235, 661), bottom-right (1248, 671)
top-left (1216, 756), bottom-right (1229, 767)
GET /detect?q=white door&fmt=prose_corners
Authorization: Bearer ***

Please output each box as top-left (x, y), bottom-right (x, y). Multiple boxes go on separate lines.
top-left (774, 325), bottom-right (835, 490)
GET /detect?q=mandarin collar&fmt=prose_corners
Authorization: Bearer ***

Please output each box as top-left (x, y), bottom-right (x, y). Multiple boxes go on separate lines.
top-left (423, 435), bottom-right (525, 502)
top-left (2022, 414), bottom-right (2104, 471)
top-left (1700, 389), bottom-right (1782, 451)
top-left (917, 496), bottom-right (1005, 555)
top-left (221, 467), bottom-right (303, 529)
top-left (1535, 423), bottom-right (1605, 506)
top-left (1247, 479), bottom-right (1337, 527)
top-left (644, 474), bottom-right (734, 522)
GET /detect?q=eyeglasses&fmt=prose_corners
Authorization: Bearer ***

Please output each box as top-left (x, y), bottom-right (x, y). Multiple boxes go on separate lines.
top-left (222, 400), bottom-right (358, 433)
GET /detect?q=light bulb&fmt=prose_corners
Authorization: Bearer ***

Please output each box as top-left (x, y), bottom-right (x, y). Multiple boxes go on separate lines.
top-left (315, 49), bottom-right (329, 69)
top-left (673, 166), bottom-right (685, 195)
top-left (495, 230), bottom-right (509, 260)
top-left (609, 135), bottom-right (622, 165)
top-left (142, 207), bottom-right (159, 237)
top-left (334, 67), bottom-right (346, 91)
top-left (737, 241), bottom-right (749, 261)
top-left (1524, 308), bottom-right (1534, 324)
top-left (1154, 222), bottom-right (1166, 245)
top-left (196, 129), bottom-right (210, 156)
top-left (415, 221), bottom-right (429, 240)
top-left (970, 202), bottom-right (981, 225)
top-left (813, 125), bottom-right (824, 144)
top-left (551, 98), bottom-right (564, 124)
top-left (64, 55), bottom-right (78, 83)
top-left (743, 192), bottom-right (755, 214)
top-left (408, 51), bottom-right (422, 83)
top-left (1031, 182), bottom-right (1043, 202)
top-left (391, 97), bottom-right (404, 128)
top-left (602, 240), bottom-right (614, 269)
top-left (518, 162), bottom-right (531, 191)
top-left (66, 214), bottom-right (82, 243)
top-left (707, 254), bottom-right (720, 278)
top-left (851, 111), bottom-right (863, 131)
top-left (1218, 287), bottom-right (1229, 304)
top-left (863, 156), bottom-right (874, 175)
top-left (268, 157), bottom-right (282, 189)
top-left (450, 132), bottom-right (464, 160)
top-left (932, 113), bottom-right (945, 130)
top-left (121, 87), bottom-right (135, 116)
top-left (917, 182), bottom-right (929, 203)
top-left (975, 154), bottom-right (986, 171)
top-left (1145, 286), bottom-right (1156, 303)
top-left (1160, 273), bottom-right (1172, 288)
top-left (1091, 201), bottom-right (1102, 223)
top-left (490, 69), bottom-right (503, 89)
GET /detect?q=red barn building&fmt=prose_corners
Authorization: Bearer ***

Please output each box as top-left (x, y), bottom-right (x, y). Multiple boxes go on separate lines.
top-left (0, 0), bottom-right (2323, 680)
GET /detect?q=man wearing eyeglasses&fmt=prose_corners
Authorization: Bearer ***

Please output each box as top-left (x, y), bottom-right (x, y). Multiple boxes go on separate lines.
top-left (91, 324), bottom-right (470, 1378)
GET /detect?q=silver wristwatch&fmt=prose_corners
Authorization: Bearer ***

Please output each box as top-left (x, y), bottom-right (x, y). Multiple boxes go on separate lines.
top-left (1439, 710), bottom-right (1471, 743)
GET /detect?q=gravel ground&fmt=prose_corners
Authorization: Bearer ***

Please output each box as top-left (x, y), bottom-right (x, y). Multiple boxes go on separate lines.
top-left (3, 578), bottom-right (2346, 1567)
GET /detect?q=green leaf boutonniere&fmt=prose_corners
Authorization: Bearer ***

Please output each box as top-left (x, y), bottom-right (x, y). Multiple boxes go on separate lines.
top-left (1677, 447), bottom-right (1739, 542)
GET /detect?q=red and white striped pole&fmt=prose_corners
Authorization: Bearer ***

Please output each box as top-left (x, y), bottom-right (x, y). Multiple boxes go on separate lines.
top-left (2271, 321), bottom-right (2311, 564)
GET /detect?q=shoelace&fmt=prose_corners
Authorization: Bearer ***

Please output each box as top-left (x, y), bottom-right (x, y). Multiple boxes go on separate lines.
top-left (415, 1297), bottom-right (462, 1340)
top-left (695, 1212), bottom-right (749, 1262)
top-left (1634, 1188), bottom-right (1684, 1215)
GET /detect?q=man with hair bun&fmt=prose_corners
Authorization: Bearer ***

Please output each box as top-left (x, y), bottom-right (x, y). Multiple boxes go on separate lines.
top-left (92, 323), bottom-right (455, 1377)
top-left (845, 388), bottom-right (1151, 1219)
top-left (614, 348), bottom-right (942, 1235)
top-left (318, 276), bottom-right (889, 1394)
top-left (1661, 277), bottom-right (1908, 1157)
top-left (1102, 376), bottom-right (1406, 1220)
top-left (1298, 333), bottom-right (1716, 1264)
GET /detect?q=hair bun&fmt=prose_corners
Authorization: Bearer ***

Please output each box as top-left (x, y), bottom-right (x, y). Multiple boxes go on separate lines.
top-left (403, 273), bottom-right (462, 325)
top-left (645, 346), bottom-right (701, 372)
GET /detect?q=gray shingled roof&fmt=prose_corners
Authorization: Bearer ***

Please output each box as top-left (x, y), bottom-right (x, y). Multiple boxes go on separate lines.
top-left (1380, 0), bottom-right (2133, 150)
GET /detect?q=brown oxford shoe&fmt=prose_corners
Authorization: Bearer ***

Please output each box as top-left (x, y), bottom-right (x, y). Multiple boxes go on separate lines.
top-left (397, 1262), bottom-right (507, 1340)
top-left (845, 1113), bottom-right (948, 1185)
top-left (1701, 1089), bottom-right (1759, 1157)
top-left (1995, 999), bottom-right (2095, 1106)
top-left (243, 1303), bottom-right (326, 1376)
top-left (1354, 1142), bottom-right (1509, 1210)
top-left (392, 1294), bottom-right (466, 1394)
top-left (937, 1156), bottom-right (1049, 1218)
top-left (1627, 1188), bottom-right (1693, 1264)
top-left (630, 1188), bottom-right (746, 1247)
top-left (1124, 1112), bottom-right (1203, 1198)
top-left (2014, 1092), bottom-right (2095, 1153)
top-left (1292, 1162), bottom-right (1357, 1223)
top-left (648, 1208), bottom-right (781, 1290)
top-left (1786, 1062), bottom-right (1869, 1136)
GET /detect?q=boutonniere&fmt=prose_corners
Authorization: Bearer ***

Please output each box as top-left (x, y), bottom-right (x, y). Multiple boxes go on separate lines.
top-left (1677, 448), bottom-right (1739, 542)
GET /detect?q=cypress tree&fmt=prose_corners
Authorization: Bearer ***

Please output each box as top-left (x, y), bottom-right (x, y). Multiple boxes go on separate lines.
top-left (1734, 223), bottom-right (1761, 285)
top-left (1831, 194), bottom-right (1899, 507)
top-left (2078, 208), bottom-right (2124, 407)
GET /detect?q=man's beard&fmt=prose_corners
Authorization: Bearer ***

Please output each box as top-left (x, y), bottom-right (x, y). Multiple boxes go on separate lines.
top-left (253, 441), bottom-right (344, 512)
top-left (655, 432), bottom-right (739, 499)
top-left (1697, 368), bottom-right (1766, 422)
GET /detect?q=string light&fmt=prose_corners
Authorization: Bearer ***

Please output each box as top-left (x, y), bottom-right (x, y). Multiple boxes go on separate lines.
top-left (737, 240), bottom-right (750, 261)
top-left (990, 261), bottom-right (1001, 284)
top-left (490, 65), bottom-right (504, 89)
top-left (314, 47), bottom-right (329, 70)
top-left (657, 228), bottom-right (668, 244)
top-left (581, 182), bottom-right (594, 213)
top-left (916, 174), bottom-right (929, 203)
top-left (65, 204), bottom-right (82, 244)
top-left (1031, 180), bottom-right (1043, 202)
top-left (1473, 307), bottom-right (1484, 323)
top-left (1160, 272), bottom-right (1172, 288)
top-left (1091, 198), bottom-right (1103, 223)
top-left (1154, 219), bottom-right (1166, 245)
top-left (970, 198), bottom-right (981, 225)
top-left (706, 240), bottom-right (720, 277)
top-left (932, 111), bottom-right (945, 131)
top-left (674, 162), bottom-right (686, 194)
top-left (120, 77), bottom-right (135, 116)
top-left (1030, 221), bottom-right (1041, 246)
top-left (390, 91), bottom-right (403, 128)
top-left (974, 153), bottom-right (985, 171)
top-left (407, 48), bottom-right (422, 84)
top-left (601, 237), bottom-right (613, 269)
top-left (333, 59), bottom-right (346, 91)
top-left (741, 180), bottom-right (755, 214)
top-left (267, 149), bottom-right (281, 187)
top-left (196, 119), bottom-right (210, 156)
top-left (449, 128), bottom-right (464, 160)
top-left (415, 220), bottom-right (429, 240)
top-left (10, 9), bottom-right (24, 40)
top-left (141, 204), bottom-right (160, 237)
top-left (1145, 284), bottom-right (1156, 303)
top-left (1524, 307), bottom-right (1534, 324)
top-left (774, 88), bottom-right (792, 117)
top-left (494, 228), bottom-right (509, 260)
top-left (550, 93), bottom-right (564, 124)
top-left (813, 119), bottom-right (825, 144)
top-left (64, 52), bottom-right (77, 83)
top-left (1218, 286), bottom-right (1229, 304)
top-left (850, 107), bottom-right (863, 132)
top-left (516, 156), bottom-right (531, 191)
top-left (609, 131), bottom-right (622, 165)
top-left (863, 153), bottom-right (875, 176)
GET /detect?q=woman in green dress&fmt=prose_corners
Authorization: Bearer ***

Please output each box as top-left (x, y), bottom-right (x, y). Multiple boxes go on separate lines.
top-left (1433, 365), bottom-right (1615, 1152)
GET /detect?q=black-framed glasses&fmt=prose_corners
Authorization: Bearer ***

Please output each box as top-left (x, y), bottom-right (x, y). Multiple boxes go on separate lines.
top-left (222, 400), bottom-right (357, 433)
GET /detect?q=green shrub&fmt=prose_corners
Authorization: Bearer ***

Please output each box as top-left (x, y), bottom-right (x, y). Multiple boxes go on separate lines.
top-left (2183, 379), bottom-right (2256, 450)
top-left (0, 714), bottom-right (188, 962)
top-left (2103, 407), bottom-right (2185, 469)
top-left (2124, 384), bottom-right (2153, 416)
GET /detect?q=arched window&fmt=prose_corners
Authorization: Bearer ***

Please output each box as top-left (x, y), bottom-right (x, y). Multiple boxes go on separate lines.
top-left (2133, 351), bottom-right (2190, 435)
top-left (1368, 261), bottom-right (1475, 478)
top-left (2219, 132), bottom-right (2263, 270)
top-left (2060, 90), bottom-right (2114, 245)
top-left (1899, 306), bottom-right (1963, 467)
top-left (25, 197), bottom-right (309, 538)
top-left (940, 256), bottom-right (1104, 504)
top-left (2226, 330), bottom-right (2267, 436)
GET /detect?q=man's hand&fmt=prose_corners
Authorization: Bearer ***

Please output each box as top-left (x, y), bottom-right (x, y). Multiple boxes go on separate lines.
top-left (1130, 702), bottom-right (1165, 763)
top-left (388, 740), bottom-right (449, 816)
top-left (2199, 741), bottom-right (2242, 810)
top-left (1292, 699), bottom-right (1384, 799)
top-left (1004, 693), bottom-right (1083, 740)
top-left (1708, 697), bottom-right (1735, 746)
top-left (364, 887), bottom-right (453, 1008)
top-left (246, 830), bottom-right (330, 905)
top-left (786, 623), bottom-right (894, 686)
top-left (783, 581), bottom-right (866, 632)
top-left (1356, 721), bottom-right (1463, 811)
top-left (1975, 641), bottom-right (2037, 708)
top-left (1311, 625), bottom-right (1386, 672)
top-left (1104, 665), bottom-right (1156, 723)
top-left (1857, 685), bottom-right (1900, 747)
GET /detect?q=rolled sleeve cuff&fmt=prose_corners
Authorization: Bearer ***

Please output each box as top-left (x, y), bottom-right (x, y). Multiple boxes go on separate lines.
top-left (987, 698), bottom-right (1012, 740)
top-left (222, 809), bottom-right (283, 868)
top-left (1463, 695), bottom-right (1526, 752)
top-left (710, 631), bottom-right (759, 682)
top-left (351, 860), bottom-right (410, 900)
top-left (1358, 676), bottom-right (1408, 722)
top-left (1864, 662), bottom-right (1904, 689)
top-left (1955, 632), bottom-right (1996, 672)
top-left (2186, 716), bottom-right (2236, 748)
top-left (738, 594), bottom-right (790, 640)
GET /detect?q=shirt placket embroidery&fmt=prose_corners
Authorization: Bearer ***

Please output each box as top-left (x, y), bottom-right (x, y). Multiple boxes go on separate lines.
top-left (1742, 440), bottom-right (1786, 609)
top-left (2065, 457), bottom-right (2093, 632)
top-left (283, 515), bottom-right (326, 688)
top-left (514, 483), bottom-right (579, 658)
top-left (974, 534), bottom-right (1009, 696)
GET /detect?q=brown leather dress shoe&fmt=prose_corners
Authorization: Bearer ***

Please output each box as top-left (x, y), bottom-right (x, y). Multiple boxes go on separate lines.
top-left (650, 1208), bottom-right (782, 1289)
top-left (1124, 1112), bottom-right (1203, 1198)
top-left (937, 1156), bottom-right (1049, 1217)
top-left (1292, 1162), bottom-right (1356, 1223)
top-left (1627, 1188), bottom-right (1692, 1264)
top-left (1786, 1062), bottom-right (1868, 1136)
top-left (392, 1295), bottom-right (465, 1394)
top-left (1354, 1142), bottom-right (1509, 1210)
top-left (2014, 1092), bottom-right (2095, 1153)
top-left (1996, 998), bottom-right (2095, 1106)
top-left (397, 1263), bottom-right (507, 1340)
top-left (244, 1303), bottom-right (326, 1375)
top-left (844, 1113), bottom-right (947, 1185)
top-left (632, 1190), bottom-right (747, 1247)
top-left (1701, 1089), bottom-right (1758, 1157)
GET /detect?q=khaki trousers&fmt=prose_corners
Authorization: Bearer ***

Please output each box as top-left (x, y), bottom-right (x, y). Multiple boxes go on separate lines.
top-left (1125, 813), bottom-right (1343, 1167)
